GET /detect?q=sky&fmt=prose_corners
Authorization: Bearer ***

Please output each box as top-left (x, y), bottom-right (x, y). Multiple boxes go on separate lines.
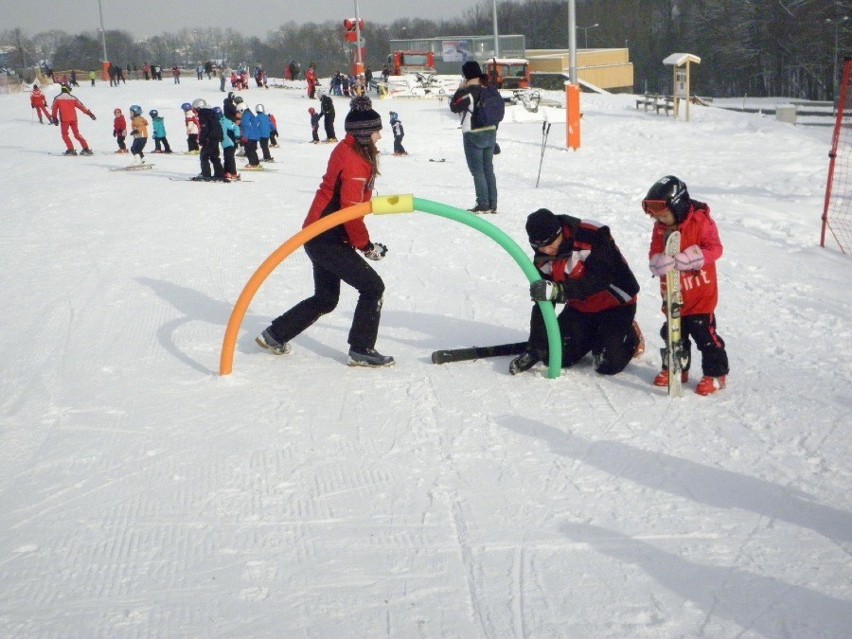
top-left (0, 73), bottom-right (850, 637)
top-left (1, 0), bottom-right (485, 39)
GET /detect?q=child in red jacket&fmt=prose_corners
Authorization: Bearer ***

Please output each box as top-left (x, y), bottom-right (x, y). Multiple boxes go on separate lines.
top-left (113, 108), bottom-right (128, 153)
top-left (643, 175), bottom-right (729, 395)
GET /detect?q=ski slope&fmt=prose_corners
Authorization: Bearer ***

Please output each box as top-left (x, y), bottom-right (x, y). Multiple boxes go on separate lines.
top-left (1, 77), bottom-right (850, 638)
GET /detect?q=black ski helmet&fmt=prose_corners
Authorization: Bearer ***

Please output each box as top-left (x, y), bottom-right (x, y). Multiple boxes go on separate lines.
top-left (644, 175), bottom-right (691, 222)
top-left (149, 109), bottom-right (158, 118)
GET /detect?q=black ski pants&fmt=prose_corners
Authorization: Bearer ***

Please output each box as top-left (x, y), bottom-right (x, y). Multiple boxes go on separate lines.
top-left (527, 302), bottom-right (638, 375)
top-left (200, 139), bottom-right (224, 178)
top-left (268, 238), bottom-right (385, 350)
top-left (659, 313), bottom-right (728, 377)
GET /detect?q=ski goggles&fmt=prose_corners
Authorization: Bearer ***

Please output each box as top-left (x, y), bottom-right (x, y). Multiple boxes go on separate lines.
top-left (642, 199), bottom-right (669, 216)
top-left (529, 229), bottom-right (562, 249)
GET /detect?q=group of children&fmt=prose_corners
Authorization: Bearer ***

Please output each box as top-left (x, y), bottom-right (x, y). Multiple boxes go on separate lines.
top-left (109, 94), bottom-right (280, 178)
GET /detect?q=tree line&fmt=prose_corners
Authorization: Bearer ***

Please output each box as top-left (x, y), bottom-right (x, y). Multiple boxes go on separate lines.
top-left (2, 0), bottom-right (846, 99)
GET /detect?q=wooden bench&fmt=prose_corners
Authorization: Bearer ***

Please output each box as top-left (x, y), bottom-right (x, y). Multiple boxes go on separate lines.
top-left (635, 94), bottom-right (674, 115)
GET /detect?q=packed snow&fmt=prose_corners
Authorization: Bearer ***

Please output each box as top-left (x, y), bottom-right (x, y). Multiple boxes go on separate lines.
top-left (1, 76), bottom-right (850, 638)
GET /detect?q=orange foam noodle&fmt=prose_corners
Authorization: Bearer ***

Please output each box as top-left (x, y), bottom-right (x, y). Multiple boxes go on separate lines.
top-left (219, 201), bottom-right (373, 375)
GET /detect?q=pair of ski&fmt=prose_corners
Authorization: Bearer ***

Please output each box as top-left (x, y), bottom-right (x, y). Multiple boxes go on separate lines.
top-left (432, 321), bottom-right (647, 366)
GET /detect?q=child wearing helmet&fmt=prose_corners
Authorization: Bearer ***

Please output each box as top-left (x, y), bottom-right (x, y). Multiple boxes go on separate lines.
top-left (643, 175), bottom-right (729, 395)
top-left (149, 109), bottom-right (172, 153)
top-left (112, 107), bottom-right (128, 153)
top-left (128, 105), bottom-right (149, 163)
top-left (181, 102), bottom-right (200, 153)
top-left (254, 104), bottom-right (275, 162)
top-left (389, 111), bottom-right (406, 156)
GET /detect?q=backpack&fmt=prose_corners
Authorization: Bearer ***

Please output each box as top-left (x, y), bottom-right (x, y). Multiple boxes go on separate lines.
top-left (471, 85), bottom-right (505, 129)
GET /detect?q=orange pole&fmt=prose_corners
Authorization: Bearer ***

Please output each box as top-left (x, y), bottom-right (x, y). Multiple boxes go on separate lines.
top-left (566, 83), bottom-right (581, 150)
top-left (219, 202), bottom-right (373, 375)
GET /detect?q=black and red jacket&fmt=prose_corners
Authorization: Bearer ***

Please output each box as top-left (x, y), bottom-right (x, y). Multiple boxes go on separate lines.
top-left (534, 214), bottom-right (639, 313)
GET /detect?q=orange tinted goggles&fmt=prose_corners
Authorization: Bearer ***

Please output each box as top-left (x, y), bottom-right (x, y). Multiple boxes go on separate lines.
top-left (642, 199), bottom-right (669, 216)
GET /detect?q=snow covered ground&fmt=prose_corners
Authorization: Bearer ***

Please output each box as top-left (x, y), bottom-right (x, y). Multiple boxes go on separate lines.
top-left (1, 77), bottom-right (850, 638)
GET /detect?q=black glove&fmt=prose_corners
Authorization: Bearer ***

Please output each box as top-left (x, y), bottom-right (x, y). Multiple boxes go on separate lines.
top-left (530, 279), bottom-right (562, 302)
top-left (52, 119), bottom-right (59, 126)
top-left (89, 113), bottom-right (97, 121)
top-left (363, 242), bottom-right (388, 261)
top-left (113, 130), bottom-right (117, 137)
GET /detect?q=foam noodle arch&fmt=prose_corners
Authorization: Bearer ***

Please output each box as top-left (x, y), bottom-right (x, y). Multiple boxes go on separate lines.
top-left (219, 195), bottom-right (562, 378)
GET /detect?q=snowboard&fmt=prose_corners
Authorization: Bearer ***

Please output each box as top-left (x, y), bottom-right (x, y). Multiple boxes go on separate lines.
top-left (664, 230), bottom-right (685, 397)
top-left (431, 342), bottom-right (527, 364)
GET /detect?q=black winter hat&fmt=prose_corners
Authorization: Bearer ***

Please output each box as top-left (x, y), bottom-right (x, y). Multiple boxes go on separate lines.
top-left (462, 60), bottom-right (482, 80)
top-left (525, 209), bottom-right (562, 246)
top-left (345, 95), bottom-right (382, 142)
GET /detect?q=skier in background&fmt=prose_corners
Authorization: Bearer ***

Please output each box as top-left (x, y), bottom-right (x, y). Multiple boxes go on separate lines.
top-left (255, 104), bottom-right (274, 162)
top-left (319, 92), bottom-right (337, 142)
top-left (218, 106), bottom-right (241, 182)
top-left (50, 85), bottom-right (96, 155)
top-left (643, 175), bottom-right (729, 395)
top-left (305, 64), bottom-right (319, 99)
top-left (308, 107), bottom-right (321, 143)
top-left (268, 112), bottom-right (279, 147)
top-left (389, 111), bottom-right (406, 156)
top-left (192, 98), bottom-right (225, 181)
top-left (181, 102), bottom-right (200, 153)
top-left (30, 85), bottom-right (51, 123)
top-left (510, 208), bottom-right (641, 377)
top-left (112, 107), bottom-right (128, 153)
top-left (128, 104), bottom-right (148, 164)
top-left (149, 109), bottom-right (172, 153)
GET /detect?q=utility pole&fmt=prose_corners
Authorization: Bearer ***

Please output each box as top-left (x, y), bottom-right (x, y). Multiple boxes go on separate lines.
top-left (492, 0), bottom-right (500, 57)
top-left (98, 0), bottom-right (109, 80)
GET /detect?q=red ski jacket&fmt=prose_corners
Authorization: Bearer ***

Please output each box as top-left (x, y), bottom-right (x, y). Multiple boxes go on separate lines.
top-left (50, 93), bottom-right (93, 123)
top-left (535, 215), bottom-right (640, 314)
top-left (30, 89), bottom-right (47, 108)
top-left (649, 202), bottom-right (723, 316)
top-left (303, 135), bottom-right (374, 250)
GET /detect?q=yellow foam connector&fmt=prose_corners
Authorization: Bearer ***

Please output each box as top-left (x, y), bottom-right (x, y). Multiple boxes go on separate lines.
top-left (371, 194), bottom-right (415, 215)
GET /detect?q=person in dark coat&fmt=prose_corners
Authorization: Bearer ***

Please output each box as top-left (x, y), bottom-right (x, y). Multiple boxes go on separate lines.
top-left (510, 208), bottom-right (641, 377)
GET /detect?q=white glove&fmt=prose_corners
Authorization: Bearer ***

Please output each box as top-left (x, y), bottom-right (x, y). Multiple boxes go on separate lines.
top-left (649, 253), bottom-right (675, 276)
top-left (674, 245), bottom-right (704, 271)
top-left (363, 242), bottom-right (388, 261)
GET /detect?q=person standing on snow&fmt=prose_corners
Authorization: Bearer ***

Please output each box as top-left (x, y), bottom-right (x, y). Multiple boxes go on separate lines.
top-left (389, 111), bottom-right (406, 156)
top-left (238, 103), bottom-right (262, 169)
top-left (510, 208), bottom-right (641, 377)
top-left (181, 102), bottom-right (200, 153)
top-left (255, 104), bottom-right (275, 162)
top-left (217, 106), bottom-right (241, 182)
top-left (449, 60), bottom-right (498, 214)
top-left (305, 64), bottom-right (319, 99)
top-left (112, 107), bottom-right (128, 154)
top-left (128, 105), bottom-right (149, 164)
top-left (643, 175), bottom-right (729, 395)
top-left (256, 96), bottom-right (393, 367)
top-left (50, 85), bottom-right (96, 155)
top-left (319, 92), bottom-right (337, 142)
top-left (30, 85), bottom-right (51, 124)
top-left (308, 107), bottom-right (321, 143)
top-left (149, 110), bottom-right (172, 153)
top-left (192, 98), bottom-right (225, 181)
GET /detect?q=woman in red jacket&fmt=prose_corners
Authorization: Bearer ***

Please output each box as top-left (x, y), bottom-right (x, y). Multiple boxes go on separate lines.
top-left (644, 175), bottom-right (729, 395)
top-left (256, 96), bottom-right (394, 367)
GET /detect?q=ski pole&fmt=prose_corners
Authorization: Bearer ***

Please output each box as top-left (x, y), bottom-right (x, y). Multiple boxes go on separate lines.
top-left (535, 119), bottom-right (551, 188)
